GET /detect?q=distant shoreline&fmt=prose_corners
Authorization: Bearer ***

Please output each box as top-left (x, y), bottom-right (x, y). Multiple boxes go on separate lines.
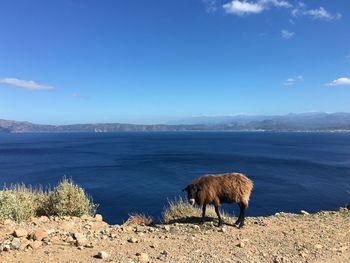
top-left (2, 129), bottom-right (350, 134)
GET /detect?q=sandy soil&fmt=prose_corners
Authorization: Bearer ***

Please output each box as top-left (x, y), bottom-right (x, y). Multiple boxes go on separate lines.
top-left (0, 208), bottom-right (349, 263)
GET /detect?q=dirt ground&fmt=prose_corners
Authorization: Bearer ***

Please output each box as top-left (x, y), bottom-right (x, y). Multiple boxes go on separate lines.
top-left (0, 208), bottom-right (349, 263)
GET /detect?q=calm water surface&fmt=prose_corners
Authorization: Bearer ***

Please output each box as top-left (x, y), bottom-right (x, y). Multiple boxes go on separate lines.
top-left (0, 132), bottom-right (349, 224)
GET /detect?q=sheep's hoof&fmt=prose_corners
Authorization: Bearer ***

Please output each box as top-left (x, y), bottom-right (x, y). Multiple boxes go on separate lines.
top-left (237, 223), bottom-right (244, 229)
top-left (217, 222), bottom-right (223, 227)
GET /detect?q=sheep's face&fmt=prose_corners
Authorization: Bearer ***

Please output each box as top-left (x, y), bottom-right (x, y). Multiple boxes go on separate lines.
top-left (182, 184), bottom-right (201, 206)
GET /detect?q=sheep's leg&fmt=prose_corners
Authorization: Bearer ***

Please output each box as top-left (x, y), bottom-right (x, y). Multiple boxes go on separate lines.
top-left (214, 205), bottom-right (223, 226)
top-left (236, 202), bottom-right (247, 228)
top-left (235, 203), bottom-right (243, 226)
top-left (200, 204), bottom-right (207, 224)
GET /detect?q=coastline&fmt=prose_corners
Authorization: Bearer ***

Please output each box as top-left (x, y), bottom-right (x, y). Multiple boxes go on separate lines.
top-left (1, 208), bottom-right (349, 262)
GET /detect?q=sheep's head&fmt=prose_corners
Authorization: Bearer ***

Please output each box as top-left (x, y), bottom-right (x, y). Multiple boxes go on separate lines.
top-left (182, 184), bottom-right (201, 206)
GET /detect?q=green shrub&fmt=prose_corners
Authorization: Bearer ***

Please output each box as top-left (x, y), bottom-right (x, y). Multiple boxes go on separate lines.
top-left (0, 178), bottom-right (97, 222)
top-left (0, 184), bottom-right (36, 222)
top-left (48, 178), bottom-right (97, 217)
top-left (162, 196), bottom-right (231, 224)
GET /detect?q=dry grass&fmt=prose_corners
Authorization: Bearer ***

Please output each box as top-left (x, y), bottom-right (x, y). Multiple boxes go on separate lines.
top-left (125, 213), bottom-right (154, 226)
top-left (0, 178), bottom-right (97, 222)
top-left (162, 196), bottom-right (232, 224)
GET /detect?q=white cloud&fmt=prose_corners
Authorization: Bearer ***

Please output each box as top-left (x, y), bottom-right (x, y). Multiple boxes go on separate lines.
top-left (284, 75), bottom-right (303, 86)
top-left (327, 77), bottom-right (350, 86)
top-left (0, 77), bottom-right (54, 91)
top-left (223, 0), bottom-right (264, 15)
top-left (220, 1), bottom-right (341, 23)
top-left (292, 5), bottom-right (341, 21)
top-left (304, 7), bottom-right (341, 20)
top-left (222, 0), bottom-right (291, 15)
top-left (281, 29), bottom-right (295, 39)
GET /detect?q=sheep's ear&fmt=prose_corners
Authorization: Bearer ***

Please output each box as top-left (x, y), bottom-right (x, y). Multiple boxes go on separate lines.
top-left (182, 186), bottom-right (188, 192)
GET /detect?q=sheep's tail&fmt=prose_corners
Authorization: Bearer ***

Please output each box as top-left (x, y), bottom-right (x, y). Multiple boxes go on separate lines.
top-left (242, 177), bottom-right (254, 208)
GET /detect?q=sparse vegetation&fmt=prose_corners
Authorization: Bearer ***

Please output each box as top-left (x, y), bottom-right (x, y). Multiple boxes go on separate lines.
top-left (125, 213), bottom-right (154, 226)
top-left (48, 178), bottom-right (97, 217)
top-left (162, 196), bottom-right (231, 224)
top-left (0, 178), bottom-right (97, 222)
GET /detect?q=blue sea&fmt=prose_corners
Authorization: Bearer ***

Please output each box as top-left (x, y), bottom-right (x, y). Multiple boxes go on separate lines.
top-left (0, 132), bottom-right (349, 224)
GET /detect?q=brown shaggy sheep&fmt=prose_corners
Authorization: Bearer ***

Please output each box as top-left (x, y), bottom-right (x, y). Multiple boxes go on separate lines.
top-left (182, 172), bottom-right (253, 228)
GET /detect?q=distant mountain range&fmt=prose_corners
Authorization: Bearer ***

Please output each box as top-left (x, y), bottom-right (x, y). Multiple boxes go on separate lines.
top-left (1, 112), bottom-right (350, 133)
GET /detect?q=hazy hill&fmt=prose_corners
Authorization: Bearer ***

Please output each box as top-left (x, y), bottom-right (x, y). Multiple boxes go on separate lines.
top-left (1, 112), bottom-right (350, 133)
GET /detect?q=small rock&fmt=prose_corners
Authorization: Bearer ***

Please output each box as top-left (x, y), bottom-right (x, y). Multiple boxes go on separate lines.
top-left (65, 236), bottom-right (75, 244)
top-left (81, 214), bottom-right (91, 221)
top-left (337, 246), bottom-right (348, 253)
top-left (84, 242), bottom-right (94, 248)
top-left (163, 225), bottom-right (171, 231)
top-left (96, 251), bottom-right (108, 259)
top-left (300, 210), bottom-right (310, 215)
top-left (314, 244), bottom-right (323, 249)
top-left (137, 253), bottom-right (149, 262)
top-left (51, 236), bottom-right (61, 245)
top-left (127, 237), bottom-right (138, 243)
top-left (218, 227), bottom-right (226, 233)
top-left (76, 239), bottom-right (87, 247)
top-left (11, 238), bottom-right (21, 250)
top-left (2, 244), bottom-right (11, 252)
top-left (13, 228), bottom-right (28, 238)
top-left (39, 216), bottom-right (49, 222)
top-left (73, 233), bottom-right (88, 246)
top-left (95, 214), bottom-right (103, 222)
top-left (32, 229), bottom-right (48, 241)
top-left (237, 241), bottom-right (245, 248)
top-left (61, 221), bottom-right (75, 231)
top-left (29, 240), bottom-right (42, 249)
top-left (3, 219), bottom-right (14, 225)
top-left (19, 238), bottom-right (30, 250)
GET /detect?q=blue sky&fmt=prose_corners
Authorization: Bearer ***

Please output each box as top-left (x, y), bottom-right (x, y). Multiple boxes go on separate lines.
top-left (0, 0), bottom-right (349, 124)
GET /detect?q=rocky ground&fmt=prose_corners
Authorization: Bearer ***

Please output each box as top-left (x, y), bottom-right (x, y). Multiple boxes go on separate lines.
top-left (0, 208), bottom-right (349, 263)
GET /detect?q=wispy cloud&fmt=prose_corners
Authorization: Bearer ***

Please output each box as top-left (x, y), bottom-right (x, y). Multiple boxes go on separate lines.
top-left (259, 0), bottom-right (292, 8)
top-left (292, 5), bottom-right (341, 21)
top-left (0, 77), bottom-right (54, 91)
top-left (326, 77), bottom-right (350, 86)
top-left (71, 93), bottom-right (88, 99)
top-left (202, 0), bottom-right (219, 13)
top-left (220, 1), bottom-right (341, 23)
top-left (284, 75), bottom-right (303, 86)
top-left (281, 29), bottom-right (295, 39)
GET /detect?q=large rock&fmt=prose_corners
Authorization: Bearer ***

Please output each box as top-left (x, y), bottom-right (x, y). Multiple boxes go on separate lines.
top-left (13, 228), bottom-right (28, 238)
top-left (32, 229), bottom-right (48, 241)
